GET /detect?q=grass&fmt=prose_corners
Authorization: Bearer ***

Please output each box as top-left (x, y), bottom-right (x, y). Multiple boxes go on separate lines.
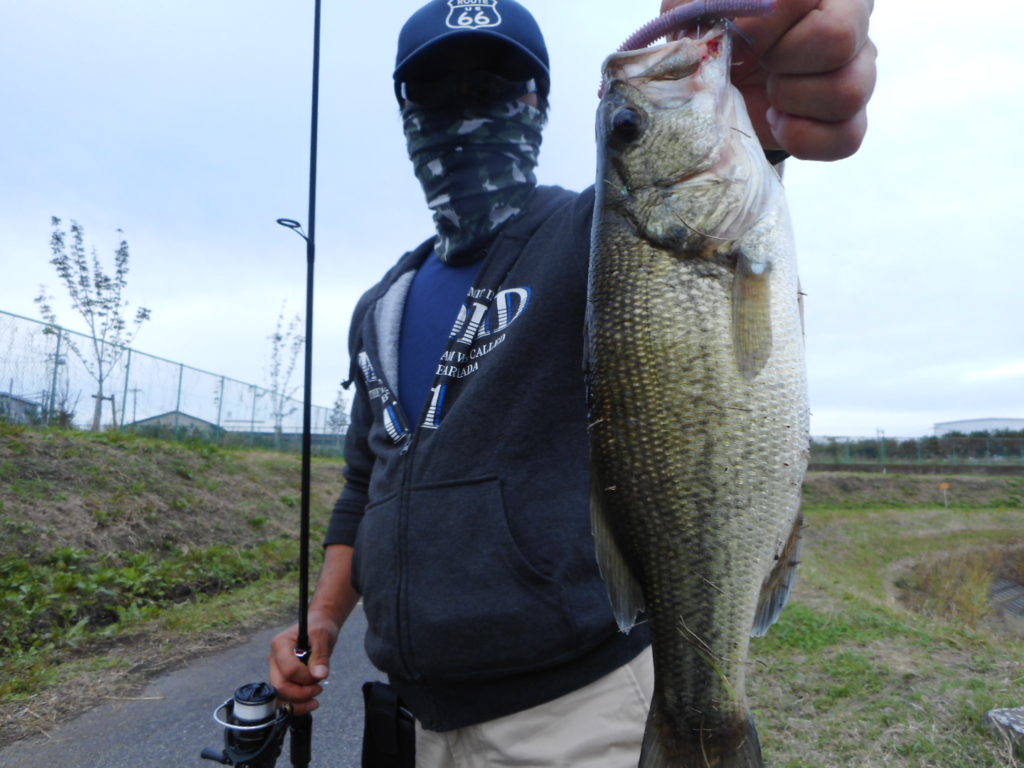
top-left (0, 539), bottom-right (300, 662)
top-left (0, 423), bottom-right (337, 745)
top-left (2, 422), bottom-right (1023, 763)
top-left (747, 503), bottom-right (1024, 767)
top-left (1, 575), bottom-right (302, 740)
top-left (898, 548), bottom-right (1023, 627)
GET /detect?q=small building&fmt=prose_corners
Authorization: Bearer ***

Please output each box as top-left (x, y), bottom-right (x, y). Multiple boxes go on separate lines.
top-left (0, 392), bottom-right (41, 424)
top-left (129, 410), bottom-right (222, 438)
top-left (934, 418), bottom-right (1024, 436)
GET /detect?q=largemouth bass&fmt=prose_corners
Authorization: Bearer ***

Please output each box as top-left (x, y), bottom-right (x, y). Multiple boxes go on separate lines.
top-left (586, 23), bottom-right (809, 768)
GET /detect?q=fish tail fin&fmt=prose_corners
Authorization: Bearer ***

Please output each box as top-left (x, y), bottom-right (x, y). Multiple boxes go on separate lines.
top-left (639, 706), bottom-right (764, 768)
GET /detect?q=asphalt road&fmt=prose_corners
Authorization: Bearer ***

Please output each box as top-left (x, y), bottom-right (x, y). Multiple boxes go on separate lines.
top-left (0, 605), bottom-right (381, 768)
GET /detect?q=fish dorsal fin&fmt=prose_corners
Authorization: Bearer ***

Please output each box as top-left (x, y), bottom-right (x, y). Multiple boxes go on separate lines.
top-left (752, 511), bottom-right (803, 637)
top-left (590, 470), bottom-right (645, 632)
top-left (732, 250), bottom-right (773, 381)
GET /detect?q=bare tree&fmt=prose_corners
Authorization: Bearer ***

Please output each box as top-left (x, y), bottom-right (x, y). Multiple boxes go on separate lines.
top-left (267, 304), bottom-right (304, 448)
top-left (42, 336), bottom-right (81, 427)
top-left (327, 383), bottom-right (350, 435)
top-left (35, 217), bottom-right (151, 430)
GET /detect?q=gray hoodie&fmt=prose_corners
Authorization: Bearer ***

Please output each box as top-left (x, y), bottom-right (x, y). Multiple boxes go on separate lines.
top-left (325, 185), bottom-right (651, 731)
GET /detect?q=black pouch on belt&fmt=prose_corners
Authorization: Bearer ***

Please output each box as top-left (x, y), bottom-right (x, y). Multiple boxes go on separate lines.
top-left (361, 681), bottom-right (415, 768)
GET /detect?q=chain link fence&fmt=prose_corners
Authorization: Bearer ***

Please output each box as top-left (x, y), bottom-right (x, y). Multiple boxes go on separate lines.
top-left (811, 435), bottom-right (1024, 472)
top-left (0, 309), bottom-right (344, 456)
top-left (5, 308), bottom-right (1021, 470)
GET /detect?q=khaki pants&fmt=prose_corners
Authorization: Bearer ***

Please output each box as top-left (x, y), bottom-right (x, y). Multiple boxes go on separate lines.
top-left (415, 647), bottom-right (654, 768)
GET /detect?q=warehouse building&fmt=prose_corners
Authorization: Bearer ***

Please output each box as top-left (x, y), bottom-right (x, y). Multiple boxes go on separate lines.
top-left (934, 418), bottom-right (1024, 436)
top-left (0, 392), bottom-right (40, 424)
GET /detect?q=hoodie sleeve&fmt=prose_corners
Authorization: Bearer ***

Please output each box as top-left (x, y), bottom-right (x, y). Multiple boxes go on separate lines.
top-left (323, 374), bottom-right (373, 547)
top-left (323, 290), bottom-right (378, 547)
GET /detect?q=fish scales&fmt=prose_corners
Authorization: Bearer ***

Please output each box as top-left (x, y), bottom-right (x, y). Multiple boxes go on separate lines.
top-left (586, 24), bottom-right (808, 768)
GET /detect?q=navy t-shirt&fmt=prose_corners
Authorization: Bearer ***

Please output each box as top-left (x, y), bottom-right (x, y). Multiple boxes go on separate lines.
top-left (398, 251), bottom-right (483, 426)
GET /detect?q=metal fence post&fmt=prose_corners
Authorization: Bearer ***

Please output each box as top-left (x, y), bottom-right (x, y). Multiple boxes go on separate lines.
top-left (250, 385), bottom-right (258, 446)
top-left (216, 376), bottom-right (225, 429)
top-left (174, 363), bottom-right (184, 431)
top-left (47, 326), bottom-right (63, 425)
top-left (120, 348), bottom-right (132, 430)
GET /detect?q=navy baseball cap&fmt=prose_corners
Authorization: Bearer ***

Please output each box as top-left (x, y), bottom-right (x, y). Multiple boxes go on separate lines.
top-left (393, 0), bottom-right (549, 104)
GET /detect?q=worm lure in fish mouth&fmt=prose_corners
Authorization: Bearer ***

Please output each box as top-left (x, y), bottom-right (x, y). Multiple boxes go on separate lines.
top-left (599, 0), bottom-right (775, 96)
top-left (619, 0), bottom-right (775, 51)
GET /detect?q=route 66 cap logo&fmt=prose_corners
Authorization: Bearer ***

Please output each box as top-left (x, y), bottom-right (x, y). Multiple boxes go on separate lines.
top-left (445, 0), bottom-right (502, 30)
top-left (393, 0), bottom-right (549, 103)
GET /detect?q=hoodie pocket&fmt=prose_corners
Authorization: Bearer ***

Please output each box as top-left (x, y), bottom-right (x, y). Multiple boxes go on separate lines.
top-left (402, 476), bottom-right (576, 679)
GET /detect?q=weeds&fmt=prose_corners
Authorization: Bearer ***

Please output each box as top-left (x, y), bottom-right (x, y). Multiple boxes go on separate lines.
top-left (896, 550), bottom-right (996, 626)
top-left (0, 540), bottom-right (298, 658)
top-left (891, 546), bottom-right (1024, 631)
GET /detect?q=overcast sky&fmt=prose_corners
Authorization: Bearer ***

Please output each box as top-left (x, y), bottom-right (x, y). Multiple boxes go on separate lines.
top-left (2, 0), bottom-right (1021, 438)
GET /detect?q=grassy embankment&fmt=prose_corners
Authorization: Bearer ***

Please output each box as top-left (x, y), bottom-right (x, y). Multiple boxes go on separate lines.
top-left (0, 421), bottom-right (337, 746)
top-left (2, 423), bottom-right (1023, 764)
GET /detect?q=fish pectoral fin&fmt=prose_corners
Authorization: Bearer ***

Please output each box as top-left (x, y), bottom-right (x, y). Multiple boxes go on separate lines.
top-left (732, 252), bottom-right (773, 381)
top-left (752, 511), bottom-right (804, 638)
top-left (590, 470), bottom-right (645, 632)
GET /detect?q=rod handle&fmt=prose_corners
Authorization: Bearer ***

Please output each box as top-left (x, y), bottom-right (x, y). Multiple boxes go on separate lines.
top-left (290, 711), bottom-right (313, 767)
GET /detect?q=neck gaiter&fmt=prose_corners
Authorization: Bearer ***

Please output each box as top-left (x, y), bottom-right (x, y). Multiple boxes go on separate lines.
top-left (404, 100), bottom-right (544, 265)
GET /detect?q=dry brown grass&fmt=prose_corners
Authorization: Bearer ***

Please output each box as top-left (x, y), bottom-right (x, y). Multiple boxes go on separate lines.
top-left (894, 546), bottom-right (1024, 628)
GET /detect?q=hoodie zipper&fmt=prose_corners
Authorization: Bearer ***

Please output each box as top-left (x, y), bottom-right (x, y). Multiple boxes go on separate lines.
top-left (394, 426), bottom-right (419, 680)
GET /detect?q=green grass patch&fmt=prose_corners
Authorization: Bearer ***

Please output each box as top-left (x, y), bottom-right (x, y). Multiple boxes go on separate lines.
top-left (747, 504), bottom-right (1024, 768)
top-left (0, 539), bottom-right (298, 655)
top-left (1, 575), bottom-right (300, 709)
top-left (756, 601), bottom-right (919, 654)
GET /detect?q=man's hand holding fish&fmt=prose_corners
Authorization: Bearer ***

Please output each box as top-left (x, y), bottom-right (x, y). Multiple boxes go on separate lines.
top-left (661, 0), bottom-right (878, 159)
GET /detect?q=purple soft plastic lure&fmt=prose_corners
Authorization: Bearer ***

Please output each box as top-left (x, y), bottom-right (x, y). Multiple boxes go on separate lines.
top-left (598, 0), bottom-right (775, 97)
top-left (617, 0), bottom-right (775, 52)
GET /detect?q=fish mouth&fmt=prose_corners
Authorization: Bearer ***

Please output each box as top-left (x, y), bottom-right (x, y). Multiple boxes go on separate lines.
top-left (600, 23), bottom-right (771, 242)
top-left (600, 26), bottom-right (727, 103)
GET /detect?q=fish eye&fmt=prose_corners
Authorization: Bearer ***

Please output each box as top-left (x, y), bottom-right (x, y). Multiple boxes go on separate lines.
top-left (611, 107), bottom-right (643, 143)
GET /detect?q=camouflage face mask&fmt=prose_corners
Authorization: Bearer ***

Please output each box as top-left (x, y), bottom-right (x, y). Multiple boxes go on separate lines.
top-left (403, 100), bottom-right (544, 265)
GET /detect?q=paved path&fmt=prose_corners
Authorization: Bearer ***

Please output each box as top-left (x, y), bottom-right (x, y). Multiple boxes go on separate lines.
top-left (0, 606), bottom-right (380, 768)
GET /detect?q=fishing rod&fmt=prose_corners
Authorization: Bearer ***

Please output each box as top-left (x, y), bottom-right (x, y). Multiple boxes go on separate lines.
top-left (276, 0), bottom-right (323, 759)
top-left (201, 1), bottom-right (322, 765)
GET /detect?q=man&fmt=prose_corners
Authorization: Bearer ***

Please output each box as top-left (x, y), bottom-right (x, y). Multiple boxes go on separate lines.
top-left (270, 1), bottom-right (876, 764)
